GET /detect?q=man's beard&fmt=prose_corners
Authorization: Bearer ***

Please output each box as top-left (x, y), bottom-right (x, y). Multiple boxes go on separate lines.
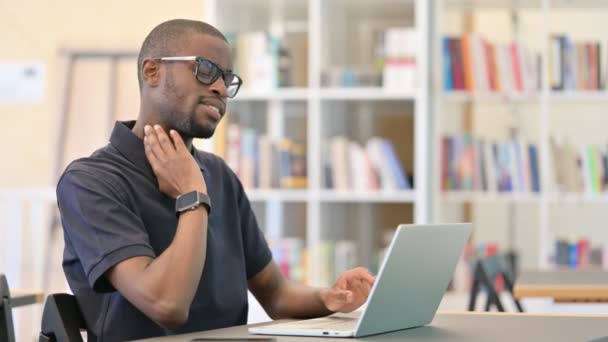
top-left (160, 109), bottom-right (216, 139)
top-left (159, 68), bottom-right (216, 139)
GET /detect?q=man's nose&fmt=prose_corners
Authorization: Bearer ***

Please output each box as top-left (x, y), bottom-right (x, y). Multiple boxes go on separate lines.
top-left (209, 76), bottom-right (227, 97)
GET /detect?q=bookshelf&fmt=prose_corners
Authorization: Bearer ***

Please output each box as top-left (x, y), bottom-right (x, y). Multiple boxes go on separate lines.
top-left (433, 0), bottom-right (608, 271)
top-left (440, 191), bottom-right (543, 203)
top-left (203, 0), bottom-right (431, 286)
top-left (235, 89), bottom-right (310, 101)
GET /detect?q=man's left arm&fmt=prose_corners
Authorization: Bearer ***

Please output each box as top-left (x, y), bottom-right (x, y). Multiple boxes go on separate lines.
top-left (248, 261), bottom-right (375, 319)
top-left (230, 157), bottom-right (375, 319)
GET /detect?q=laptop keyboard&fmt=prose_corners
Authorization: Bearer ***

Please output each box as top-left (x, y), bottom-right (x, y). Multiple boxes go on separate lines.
top-left (267, 316), bottom-right (358, 331)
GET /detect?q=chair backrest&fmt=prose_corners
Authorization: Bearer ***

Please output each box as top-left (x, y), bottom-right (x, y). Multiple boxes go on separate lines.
top-left (467, 253), bottom-right (524, 312)
top-left (0, 274), bottom-right (15, 342)
top-left (39, 294), bottom-right (86, 342)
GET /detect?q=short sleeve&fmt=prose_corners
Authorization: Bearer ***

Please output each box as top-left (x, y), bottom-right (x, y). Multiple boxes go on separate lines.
top-left (57, 170), bottom-right (156, 292)
top-left (231, 172), bottom-right (272, 279)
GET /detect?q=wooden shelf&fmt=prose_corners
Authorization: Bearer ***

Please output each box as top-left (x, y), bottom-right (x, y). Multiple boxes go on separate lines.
top-left (443, 91), bottom-right (608, 103)
top-left (320, 87), bottom-right (417, 101)
top-left (444, 0), bottom-right (608, 10)
top-left (245, 189), bottom-right (308, 202)
top-left (246, 189), bottom-right (418, 203)
top-left (233, 88), bottom-right (309, 101)
top-left (443, 91), bottom-right (540, 103)
top-left (547, 193), bottom-right (608, 204)
top-left (319, 190), bottom-right (417, 203)
top-left (549, 91), bottom-right (608, 102)
top-left (440, 191), bottom-right (542, 203)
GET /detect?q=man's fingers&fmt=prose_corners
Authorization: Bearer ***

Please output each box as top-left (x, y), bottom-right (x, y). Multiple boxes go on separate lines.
top-left (154, 125), bottom-right (175, 154)
top-left (328, 269), bottom-right (376, 313)
top-left (336, 290), bottom-right (353, 302)
top-left (350, 278), bottom-right (368, 297)
top-left (143, 136), bottom-right (160, 167)
top-left (342, 269), bottom-right (374, 286)
top-left (144, 125), bottom-right (167, 159)
top-left (170, 130), bottom-right (186, 152)
top-left (341, 272), bottom-right (373, 300)
top-left (335, 275), bottom-right (348, 289)
top-left (351, 267), bottom-right (376, 284)
top-left (330, 289), bottom-right (352, 303)
top-left (354, 280), bottom-right (372, 299)
top-left (358, 267), bottom-right (376, 283)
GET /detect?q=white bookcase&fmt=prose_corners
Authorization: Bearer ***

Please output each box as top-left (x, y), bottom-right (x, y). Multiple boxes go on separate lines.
top-left (203, 0), bottom-right (431, 286)
top-left (432, 0), bottom-right (608, 269)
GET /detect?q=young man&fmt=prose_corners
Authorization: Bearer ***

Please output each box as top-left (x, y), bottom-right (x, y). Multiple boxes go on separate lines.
top-left (56, 19), bottom-right (375, 341)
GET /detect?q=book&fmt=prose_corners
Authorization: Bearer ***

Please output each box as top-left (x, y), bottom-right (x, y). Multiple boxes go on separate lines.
top-left (443, 34), bottom-right (541, 94)
top-left (442, 37), bottom-right (454, 90)
top-left (441, 134), bottom-right (539, 193)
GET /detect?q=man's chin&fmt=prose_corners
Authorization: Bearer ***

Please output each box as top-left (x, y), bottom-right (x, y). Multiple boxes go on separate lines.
top-left (191, 125), bottom-right (216, 139)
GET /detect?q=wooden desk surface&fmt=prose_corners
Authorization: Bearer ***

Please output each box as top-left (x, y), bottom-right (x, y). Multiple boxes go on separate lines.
top-left (131, 312), bottom-right (608, 342)
top-left (514, 269), bottom-right (608, 302)
top-left (10, 289), bottom-right (44, 307)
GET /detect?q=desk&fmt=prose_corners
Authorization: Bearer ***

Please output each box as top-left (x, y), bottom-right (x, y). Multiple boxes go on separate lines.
top-left (10, 290), bottom-right (44, 307)
top-left (131, 312), bottom-right (608, 342)
top-left (514, 270), bottom-right (608, 302)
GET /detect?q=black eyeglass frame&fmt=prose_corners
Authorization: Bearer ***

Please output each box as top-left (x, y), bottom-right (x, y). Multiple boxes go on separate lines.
top-left (154, 56), bottom-right (242, 98)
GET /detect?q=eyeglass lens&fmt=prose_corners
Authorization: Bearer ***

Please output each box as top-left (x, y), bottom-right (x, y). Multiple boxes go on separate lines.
top-left (196, 59), bottom-right (240, 97)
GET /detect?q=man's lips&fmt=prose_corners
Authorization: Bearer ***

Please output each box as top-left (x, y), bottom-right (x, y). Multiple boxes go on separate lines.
top-left (200, 99), bottom-right (225, 115)
top-left (201, 103), bottom-right (222, 120)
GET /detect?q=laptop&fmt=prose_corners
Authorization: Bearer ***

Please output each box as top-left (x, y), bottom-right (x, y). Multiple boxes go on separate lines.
top-left (249, 223), bottom-right (473, 338)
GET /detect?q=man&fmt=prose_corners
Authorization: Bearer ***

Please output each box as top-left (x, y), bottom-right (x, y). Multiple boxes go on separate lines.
top-left (57, 19), bottom-right (375, 341)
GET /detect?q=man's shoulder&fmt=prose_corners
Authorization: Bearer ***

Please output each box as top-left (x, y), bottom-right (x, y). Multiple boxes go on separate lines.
top-left (194, 148), bottom-right (233, 176)
top-left (63, 144), bottom-right (121, 174)
top-left (58, 144), bottom-right (127, 191)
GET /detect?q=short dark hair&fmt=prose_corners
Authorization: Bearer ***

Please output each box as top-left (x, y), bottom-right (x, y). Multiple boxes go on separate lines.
top-left (137, 19), bottom-right (227, 90)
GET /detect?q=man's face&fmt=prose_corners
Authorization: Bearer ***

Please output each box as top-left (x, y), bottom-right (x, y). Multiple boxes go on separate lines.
top-left (156, 33), bottom-right (233, 139)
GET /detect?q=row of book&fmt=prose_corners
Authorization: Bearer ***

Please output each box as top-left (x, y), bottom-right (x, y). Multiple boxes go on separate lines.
top-left (324, 136), bottom-right (411, 191)
top-left (215, 123), bottom-right (307, 189)
top-left (268, 238), bottom-right (358, 287)
top-left (268, 238), bottom-right (308, 284)
top-left (550, 137), bottom-right (608, 194)
top-left (554, 237), bottom-right (607, 269)
top-left (441, 135), bottom-right (540, 193)
top-left (272, 236), bottom-right (608, 289)
top-left (321, 27), bottom-right (417, 90)
top-left (550, 35), bottom-right (603, 91)
top-left (442, 34), bottom-right (541, 93)
top-left (321, 66), bottom-right (382, 87)
top-left (271, 235), bottom-right (519, 293)
top-left (382, 27), bottom-right (418, 91)
top-left (226, 31), bottom-right (308, 90)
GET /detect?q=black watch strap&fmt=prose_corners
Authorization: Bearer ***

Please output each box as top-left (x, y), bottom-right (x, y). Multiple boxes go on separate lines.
top-left (175, 191), bottom-right (211, 216)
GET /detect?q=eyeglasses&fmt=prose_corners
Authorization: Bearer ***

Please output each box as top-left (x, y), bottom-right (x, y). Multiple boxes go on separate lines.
top-left (154, 56), bottom-right (243, 98)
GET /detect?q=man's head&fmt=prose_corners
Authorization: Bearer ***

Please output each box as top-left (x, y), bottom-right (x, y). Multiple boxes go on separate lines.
top-left (138, 19), bottom-right (238, 139)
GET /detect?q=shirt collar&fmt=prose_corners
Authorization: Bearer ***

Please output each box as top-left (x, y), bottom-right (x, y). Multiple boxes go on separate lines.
top-left (110, 121), bottom-right (208, 179)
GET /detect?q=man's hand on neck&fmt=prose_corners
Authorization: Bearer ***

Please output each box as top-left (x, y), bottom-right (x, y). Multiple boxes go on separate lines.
top-left (132, 120), bottom-right (194, 150)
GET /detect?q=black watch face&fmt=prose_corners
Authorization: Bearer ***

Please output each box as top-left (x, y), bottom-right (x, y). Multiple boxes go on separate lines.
top-left (177, 191), bottom-right (199, 210)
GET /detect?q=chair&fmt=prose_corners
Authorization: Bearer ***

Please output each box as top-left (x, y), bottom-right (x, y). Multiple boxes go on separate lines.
top-left (0, 274), bottom-right (15, 342)
top-left (39, 294), bottom-right (87, 342)
top-left (467, 254), bottom-right (524, 312)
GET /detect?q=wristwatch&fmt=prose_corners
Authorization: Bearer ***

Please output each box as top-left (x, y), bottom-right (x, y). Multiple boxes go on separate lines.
top-left (175, 191), bottom-right (211, 216)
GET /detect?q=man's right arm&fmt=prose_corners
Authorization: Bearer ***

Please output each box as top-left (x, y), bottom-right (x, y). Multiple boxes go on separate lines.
top-left (105, 206), bottom-right (207, 329)
top-left (106, 125), bottom-right (209, 329)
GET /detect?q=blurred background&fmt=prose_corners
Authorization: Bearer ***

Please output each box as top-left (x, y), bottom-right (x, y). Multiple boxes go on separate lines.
top-left (3, 0), bottom-right (608, 340)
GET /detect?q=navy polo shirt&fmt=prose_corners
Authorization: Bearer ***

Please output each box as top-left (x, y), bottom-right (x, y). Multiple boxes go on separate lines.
top-left (56, 121), bottom-right (272, 342)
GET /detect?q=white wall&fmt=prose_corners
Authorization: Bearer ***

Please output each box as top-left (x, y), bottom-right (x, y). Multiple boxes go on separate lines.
top-left (0, 1), bottom-right (205, 340)
top-left (0, 0), bottom-right (205, 187)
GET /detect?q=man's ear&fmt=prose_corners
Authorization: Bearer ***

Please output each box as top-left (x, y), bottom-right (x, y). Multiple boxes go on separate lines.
top-left (141, 58), bottom-right (161, 87)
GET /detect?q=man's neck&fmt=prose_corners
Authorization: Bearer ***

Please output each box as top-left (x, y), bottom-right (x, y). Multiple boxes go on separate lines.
top-left (131, 119), bottom-right (194, 150)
